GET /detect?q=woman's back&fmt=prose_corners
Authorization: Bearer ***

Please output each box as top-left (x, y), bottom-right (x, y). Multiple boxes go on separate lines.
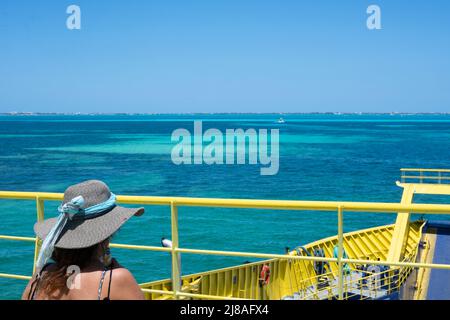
top-left (23, 260), bottom-right (145, 300)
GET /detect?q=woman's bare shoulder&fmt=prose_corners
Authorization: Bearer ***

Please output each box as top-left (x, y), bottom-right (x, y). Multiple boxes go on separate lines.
top-left (109, 258), bottom-right (136, 284)
top-left (111, 267), bottom-right (139, 287)
top-left (109, 263), bottom-right (144, 300)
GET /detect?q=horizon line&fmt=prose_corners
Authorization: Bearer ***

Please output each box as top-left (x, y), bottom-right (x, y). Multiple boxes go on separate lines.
top-left (2, 112), bottom-right (450, 116)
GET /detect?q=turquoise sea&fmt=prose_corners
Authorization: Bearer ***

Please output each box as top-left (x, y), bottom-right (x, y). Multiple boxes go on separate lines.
top-left (1, 113), bottom-right (450, 299)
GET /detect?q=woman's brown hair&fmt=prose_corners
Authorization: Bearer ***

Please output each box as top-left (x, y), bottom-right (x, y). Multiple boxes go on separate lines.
top-left (32, 241), bottom-right (104, 299)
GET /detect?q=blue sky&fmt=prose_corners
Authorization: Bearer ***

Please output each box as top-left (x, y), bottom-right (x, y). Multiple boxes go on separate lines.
top-left (1, 0), bottom-right (449, 113)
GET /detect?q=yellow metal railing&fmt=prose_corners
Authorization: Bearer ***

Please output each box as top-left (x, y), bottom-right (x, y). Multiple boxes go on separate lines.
top-left (296, 242), bottom-right (420, 300)
top-left (401, 168), bottom-right (450, 184)
top-left (1, 190), bottom-right (450, 300)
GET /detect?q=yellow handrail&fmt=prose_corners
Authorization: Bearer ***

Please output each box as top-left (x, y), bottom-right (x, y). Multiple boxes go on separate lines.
top-left (2, 191), bottom-right (450, 213)
top-left (400, 168), bottom-right (450, 173)
top-left (1, 189), bottom-right (450, 300)
top-left (400, 168), bottom-right (450, 184)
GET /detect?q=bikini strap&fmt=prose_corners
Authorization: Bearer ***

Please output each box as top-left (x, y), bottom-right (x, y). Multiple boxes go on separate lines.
top-left (29, 263), bottom-right (53, 300)
top-left (97, 268), bottom-right (108, 300)
top-left (106, 268), bottom-right (113, 300)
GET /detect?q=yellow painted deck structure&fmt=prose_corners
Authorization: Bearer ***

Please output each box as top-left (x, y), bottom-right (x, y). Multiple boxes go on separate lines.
top-left (1, 168), bottom-right (450, 300)
top-left (142, 221), bottom-right (425, 300)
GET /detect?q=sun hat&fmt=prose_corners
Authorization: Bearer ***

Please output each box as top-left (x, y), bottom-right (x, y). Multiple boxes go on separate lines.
top-left (34, 180), bottom-right (144, 270)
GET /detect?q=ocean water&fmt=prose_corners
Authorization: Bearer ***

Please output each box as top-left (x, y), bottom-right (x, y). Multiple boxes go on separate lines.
top-left (1, 113), bottom-right (450, 299)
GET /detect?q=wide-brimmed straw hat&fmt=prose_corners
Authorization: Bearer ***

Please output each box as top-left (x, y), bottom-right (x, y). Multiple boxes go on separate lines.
top-left (34, 180), bottom-right (144, 249)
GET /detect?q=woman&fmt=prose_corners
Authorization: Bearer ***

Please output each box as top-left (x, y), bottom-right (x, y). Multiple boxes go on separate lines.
top-left (22, 180), bottom-right (145, 300)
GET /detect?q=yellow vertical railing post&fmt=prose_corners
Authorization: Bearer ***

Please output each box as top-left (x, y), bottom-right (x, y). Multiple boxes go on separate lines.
top-left (170, 201), bottom-right (181, 300)
top-left (33, 197), bottom-right (45, 274)
top-left (337, 205), bottom-right (344, 300)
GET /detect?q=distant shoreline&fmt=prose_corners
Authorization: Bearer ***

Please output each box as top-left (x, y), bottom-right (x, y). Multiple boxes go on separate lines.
top-left (1, 112), bottom-right (450, 116)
